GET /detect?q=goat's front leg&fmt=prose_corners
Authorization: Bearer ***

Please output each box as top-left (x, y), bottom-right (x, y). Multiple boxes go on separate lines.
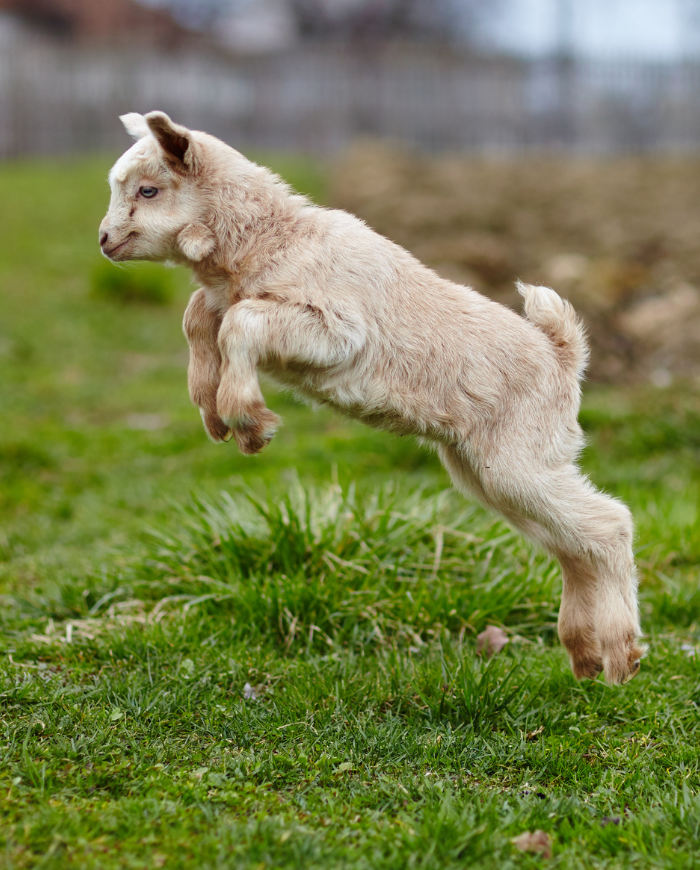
top-left (217, 297), bottom-right (364, 455)
top-left (183, 289), bottom-right (231, 443)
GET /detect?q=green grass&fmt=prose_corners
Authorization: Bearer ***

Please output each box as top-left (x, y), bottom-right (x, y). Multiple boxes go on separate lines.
top-left (1, 154), bottom-right (700, 868)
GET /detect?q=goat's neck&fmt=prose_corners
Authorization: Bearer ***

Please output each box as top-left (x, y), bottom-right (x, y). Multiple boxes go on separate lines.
top-left (193, 183), bottom-right (304, 307)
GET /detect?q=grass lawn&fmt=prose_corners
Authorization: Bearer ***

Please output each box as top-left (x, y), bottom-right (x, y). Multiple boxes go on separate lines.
top-left (1, 154), bottom-right (700, 869)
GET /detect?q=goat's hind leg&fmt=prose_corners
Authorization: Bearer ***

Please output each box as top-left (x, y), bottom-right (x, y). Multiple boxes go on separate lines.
top-left (437, 444), bottom-right (598, 667)
top-left (440, 445), bottom-right (600, 677)
top-left (439, 445), bottom-right (642, 684)
top-left (491, 466), bottom-right (643, 684)
top-left (556, 552), bottom-right (603, 680)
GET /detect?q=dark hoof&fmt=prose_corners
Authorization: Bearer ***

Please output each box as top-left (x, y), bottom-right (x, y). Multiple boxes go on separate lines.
top-left (621, 659), bottom-right (641, 684)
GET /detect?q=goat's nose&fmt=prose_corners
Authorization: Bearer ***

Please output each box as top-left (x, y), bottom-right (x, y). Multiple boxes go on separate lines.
top-left (99, 231), bottom-right (109, 247)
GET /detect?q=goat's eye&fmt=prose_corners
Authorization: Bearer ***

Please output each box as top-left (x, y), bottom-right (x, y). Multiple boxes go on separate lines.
top-left (139, 186), bottom-right (158, 198)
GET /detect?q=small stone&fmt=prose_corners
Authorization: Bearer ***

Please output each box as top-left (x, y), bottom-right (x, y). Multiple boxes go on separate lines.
top-left (476, 625), bottom-right (509, 658)
top-left (511, 829), bottom-right (552, 859)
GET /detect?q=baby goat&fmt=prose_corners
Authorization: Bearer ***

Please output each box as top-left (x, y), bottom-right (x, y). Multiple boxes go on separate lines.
top-left (99, 111), bottom-right (644, 684)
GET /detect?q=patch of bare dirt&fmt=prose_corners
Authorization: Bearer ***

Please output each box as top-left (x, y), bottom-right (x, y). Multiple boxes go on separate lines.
top-left (331, 143), bottom-right (700, 383)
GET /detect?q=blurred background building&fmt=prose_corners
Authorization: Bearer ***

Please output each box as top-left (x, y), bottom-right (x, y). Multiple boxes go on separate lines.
top-left (3, 0), bottom-right (700, 156)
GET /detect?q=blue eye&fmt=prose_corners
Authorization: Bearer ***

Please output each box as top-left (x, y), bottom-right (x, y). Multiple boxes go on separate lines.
top-left (140, 186), bottom-right (158, 198)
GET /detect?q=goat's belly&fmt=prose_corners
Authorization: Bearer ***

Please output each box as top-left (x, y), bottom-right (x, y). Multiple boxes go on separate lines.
top-left (267, 365), bottom-right (468, 442)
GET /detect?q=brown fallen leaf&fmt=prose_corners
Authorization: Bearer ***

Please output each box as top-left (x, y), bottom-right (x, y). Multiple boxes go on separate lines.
top-left (526, 725), bottom-right (545, 741)
top-left (476, 625), bottom-right (509, 658)
top-left (511, 830), bottom-right (552, 859)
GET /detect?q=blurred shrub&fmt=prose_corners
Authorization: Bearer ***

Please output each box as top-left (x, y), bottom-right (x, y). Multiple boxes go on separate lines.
top-left (91, 261), bottom-right (174, 305)
top-left (331, 145), bottom-right (700, 384)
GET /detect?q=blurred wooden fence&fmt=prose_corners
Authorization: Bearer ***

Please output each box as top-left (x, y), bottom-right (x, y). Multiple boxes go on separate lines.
top-left (2, 36), bottom-right (700, 156)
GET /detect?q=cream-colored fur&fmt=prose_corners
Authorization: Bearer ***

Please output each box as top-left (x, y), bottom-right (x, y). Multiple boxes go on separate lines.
top-left (100, 111), bottom-right (644, 684)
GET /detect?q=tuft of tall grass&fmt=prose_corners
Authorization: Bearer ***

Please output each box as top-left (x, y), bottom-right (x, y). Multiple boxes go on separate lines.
top-left (107, 481), bottom-right (561, 652)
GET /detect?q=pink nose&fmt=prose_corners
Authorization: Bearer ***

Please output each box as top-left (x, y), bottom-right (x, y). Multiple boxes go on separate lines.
top-left (100, 231), bottom-right (108, 247)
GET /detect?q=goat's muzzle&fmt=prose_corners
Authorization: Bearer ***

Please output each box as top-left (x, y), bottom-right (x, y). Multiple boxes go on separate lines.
top-left (100, 231), bottom-right (135, 260)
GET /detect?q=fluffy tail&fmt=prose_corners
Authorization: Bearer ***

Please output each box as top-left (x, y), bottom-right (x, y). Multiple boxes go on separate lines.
top-left (516, 281), bottom-right (589, 379)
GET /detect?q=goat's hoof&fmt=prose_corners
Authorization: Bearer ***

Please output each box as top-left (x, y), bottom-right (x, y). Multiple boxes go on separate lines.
top-left (231, 408), bottom-right (281, 455)
top-left (603, 642), bottom-right (645, 685)
top-left (621, 659), bottom-right (641, 684)
top-left (201, 410), bottom-right (233, 444)
top-left (234, 428), bottom-right (274, 455)
top-left (572, 657), bottom-right (603, 681)
top-left (562, 633), bottom-right (603, 681)
top-left (579, 663), bottom-right (603, 681)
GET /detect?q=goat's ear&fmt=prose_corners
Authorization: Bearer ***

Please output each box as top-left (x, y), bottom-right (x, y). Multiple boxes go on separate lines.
top-left (120, 113), bottom-right (150, 141)
top-left (145, 111), bottom-right (196, 170)
top-left (178, 224), bottom-right (215, 262)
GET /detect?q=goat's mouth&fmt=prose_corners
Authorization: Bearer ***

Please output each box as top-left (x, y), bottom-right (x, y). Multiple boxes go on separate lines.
top-left (102, 233), bottom-right (136, 260)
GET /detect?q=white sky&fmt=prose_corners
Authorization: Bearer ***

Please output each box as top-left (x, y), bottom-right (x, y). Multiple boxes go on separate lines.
top-left (481, 0), bottom-right (692, 59)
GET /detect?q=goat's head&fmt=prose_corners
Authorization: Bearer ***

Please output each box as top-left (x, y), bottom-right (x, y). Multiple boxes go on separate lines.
top-left (99, 112), bottom-right (216, 264)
